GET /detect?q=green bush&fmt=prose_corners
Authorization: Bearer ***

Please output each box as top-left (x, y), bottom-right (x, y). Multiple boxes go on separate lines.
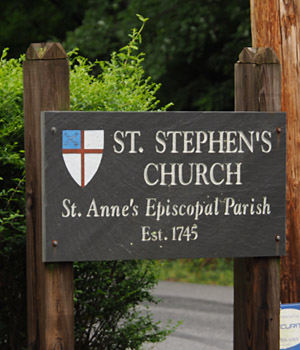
top-left (0, 48), bottom-right (26, 349)
top-left (159, 258), bottom-right (233, 286)
top-left (0, 17), bottom-right (174, 349)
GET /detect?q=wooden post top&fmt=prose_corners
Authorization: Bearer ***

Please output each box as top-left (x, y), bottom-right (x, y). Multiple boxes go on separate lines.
top-left (25, 42), bottom-right (67, 60)
top-left (238, 47), bottom-right (280, 64)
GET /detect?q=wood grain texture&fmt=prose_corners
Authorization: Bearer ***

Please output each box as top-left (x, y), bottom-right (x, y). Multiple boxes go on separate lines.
top-left (24, 43), bottom-right (74, 349)
top-left (234, 258), bottom-right (280, 349)
top-left (234, 47), bottom-right (281, 350)
top-left (250, 0), bottom-right (300, 304)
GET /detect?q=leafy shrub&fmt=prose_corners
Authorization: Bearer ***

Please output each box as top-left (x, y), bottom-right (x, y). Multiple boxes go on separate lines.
top-left (0, 17), bottom-right (173, 349)
top-left (0, 49), bottom-right (26, 349)
top-left (159, 258), bottom-right (233, 286)
top-left (74, 261), bottom-right (172, 350)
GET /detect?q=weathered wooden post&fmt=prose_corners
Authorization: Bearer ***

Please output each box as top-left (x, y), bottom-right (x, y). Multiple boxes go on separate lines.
top-left (23, 43), bottom-right (74, 349)
top-left (250, 0), bottom-right (300, 305)
top-left (234, 47), bottom-right (281, 349)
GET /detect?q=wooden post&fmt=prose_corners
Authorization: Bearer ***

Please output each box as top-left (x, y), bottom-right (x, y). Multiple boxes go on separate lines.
top-left (234, 47), bottom-right (281, 349)
top-left (250, 0), bottom-right (300, 304)
top-left (23, 43), bottom-right (74, 349)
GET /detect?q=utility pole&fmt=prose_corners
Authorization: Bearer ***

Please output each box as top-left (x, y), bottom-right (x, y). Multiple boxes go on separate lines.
top-left (250, 0), bottom-right (300, 302)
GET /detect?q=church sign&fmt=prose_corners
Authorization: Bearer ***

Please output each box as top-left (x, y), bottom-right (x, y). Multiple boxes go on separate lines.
top-left (41, 111), bottom-right (286, 262)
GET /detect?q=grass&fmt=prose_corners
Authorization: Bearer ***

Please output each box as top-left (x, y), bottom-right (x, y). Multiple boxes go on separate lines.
top-left (157, 258), bottom-right (234, 286)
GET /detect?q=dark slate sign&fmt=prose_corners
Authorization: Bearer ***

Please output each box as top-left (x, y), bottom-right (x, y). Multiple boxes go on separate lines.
top-left (41, 111), bottom-right (286, 262)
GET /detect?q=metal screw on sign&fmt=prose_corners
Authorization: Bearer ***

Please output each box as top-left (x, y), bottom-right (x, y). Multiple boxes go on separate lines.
top-left (275, 235), bottom-right (281, 242)
top-left (51, 126), bottom-right (57, 134)
top-left (52, 240), bottom-right (58, 247)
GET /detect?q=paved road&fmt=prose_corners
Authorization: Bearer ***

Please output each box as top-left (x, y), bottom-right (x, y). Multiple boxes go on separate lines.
top-left (144, 281), bottom-right (233, 350)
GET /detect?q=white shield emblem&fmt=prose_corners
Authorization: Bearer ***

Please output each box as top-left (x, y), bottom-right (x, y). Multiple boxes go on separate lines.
top-left (62, 130), bottom-right (104, 188)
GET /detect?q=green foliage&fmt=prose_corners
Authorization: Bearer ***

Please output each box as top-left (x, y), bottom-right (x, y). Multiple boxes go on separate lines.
top-left (159, 258), bottom-right (233, 286)
top-left (74, 261), bottom-right (175, 349)
top-left (0, 49), bottom-right (26, 349)
top-left (0, 0), bottom-right (251, 112)
top-left (0, 0), bottom-right (88, 58)
top-left (64, 0), bottom-right (251, 111)
top-left (69, 14), bottom-right (172, 113)
top-left (0, 21), bottom-right (173, 349)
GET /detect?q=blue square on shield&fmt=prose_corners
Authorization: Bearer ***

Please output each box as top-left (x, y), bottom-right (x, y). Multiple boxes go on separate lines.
top-left (63, 130), bottom-right (81, 149)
